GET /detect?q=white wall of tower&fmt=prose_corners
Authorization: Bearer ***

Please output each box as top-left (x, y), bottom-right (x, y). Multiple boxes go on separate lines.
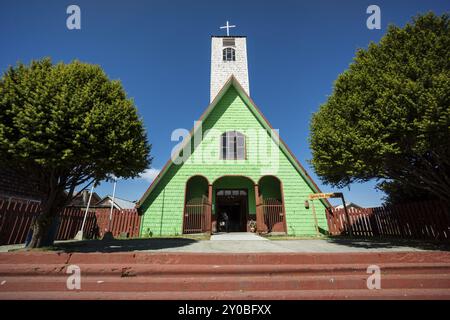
top-left (210, 37), bottom-right (250, 102)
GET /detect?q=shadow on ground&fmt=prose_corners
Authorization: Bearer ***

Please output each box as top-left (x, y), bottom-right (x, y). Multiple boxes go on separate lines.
top-left (325, 237), bottom-right (450, 251)
top-left (53, 238), bottom-right (198, 253)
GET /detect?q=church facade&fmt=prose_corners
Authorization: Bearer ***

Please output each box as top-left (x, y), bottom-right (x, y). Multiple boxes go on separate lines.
top-left (137, 34), bottom-right (330, 237)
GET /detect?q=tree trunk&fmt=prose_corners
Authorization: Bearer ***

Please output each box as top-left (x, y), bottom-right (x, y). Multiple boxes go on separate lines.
top-left (27, 202), bottom-right (61, 248)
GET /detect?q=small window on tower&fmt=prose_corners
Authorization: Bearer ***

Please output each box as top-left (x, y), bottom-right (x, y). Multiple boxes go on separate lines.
top-left (223, 48), bottom-right (235, 61)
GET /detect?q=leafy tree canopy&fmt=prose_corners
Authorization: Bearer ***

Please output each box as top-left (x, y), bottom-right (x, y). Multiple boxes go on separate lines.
top-left (0, 58), bottom-right (151, 247)
top-left (309, 12), bottom-right (450, 204)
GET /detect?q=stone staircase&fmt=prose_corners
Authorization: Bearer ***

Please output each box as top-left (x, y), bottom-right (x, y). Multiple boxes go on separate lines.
top-left (0, 251), bottom-right (449, 299)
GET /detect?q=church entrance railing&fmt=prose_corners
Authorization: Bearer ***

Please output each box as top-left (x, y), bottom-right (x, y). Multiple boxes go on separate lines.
top-left (256, 176), bottom-right (287, 233)
top-left (261, 198), bottom-right (285, 233)
top-left (183, 196), bottom-right (211, 234)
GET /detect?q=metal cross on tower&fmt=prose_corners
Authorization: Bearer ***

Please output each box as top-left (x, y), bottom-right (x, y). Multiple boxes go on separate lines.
top-left (220, 20), bottom-right (236, 36)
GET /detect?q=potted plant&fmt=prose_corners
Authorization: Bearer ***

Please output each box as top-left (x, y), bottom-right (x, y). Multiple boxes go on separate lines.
top-left (248, 219), bottom-right (257, 233)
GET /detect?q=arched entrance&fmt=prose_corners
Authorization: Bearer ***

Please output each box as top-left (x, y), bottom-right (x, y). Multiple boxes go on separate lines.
top-left (212, 176), bottom-right (255, 233)
top-left (257, 176), bottom-right (286, 233)
top-left (183, 175), bottom-right (212, 234)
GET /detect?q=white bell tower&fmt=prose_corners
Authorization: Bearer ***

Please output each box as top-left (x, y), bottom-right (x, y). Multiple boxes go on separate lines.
top-left (210, 22), bottom-right (250, 102)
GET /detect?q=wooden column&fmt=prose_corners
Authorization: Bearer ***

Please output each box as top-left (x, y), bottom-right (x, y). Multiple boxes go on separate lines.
top-left (310, 200), bottom-right (320, 236)
top-left (207, 184), bottom-right (213, 234)
top-left (340, 193), bottom-right (353, 237)
top-left (279, 180), bottom-right (288, 234)
top-left (255, 184), bottom-right (266, 233)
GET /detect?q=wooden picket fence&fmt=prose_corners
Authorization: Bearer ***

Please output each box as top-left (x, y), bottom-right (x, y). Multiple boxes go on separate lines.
top-left (326, 200), bottom-right (450, 241)
top-left (0, 199), bottom-right (141, 245)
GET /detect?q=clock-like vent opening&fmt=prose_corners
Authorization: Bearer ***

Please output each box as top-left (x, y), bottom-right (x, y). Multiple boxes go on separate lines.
top-left (222, 38), bottom-right (235, 47)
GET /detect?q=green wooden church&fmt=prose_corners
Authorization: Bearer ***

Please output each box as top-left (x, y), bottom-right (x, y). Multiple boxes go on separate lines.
top-left (137, 32), bottom-right (330, 237)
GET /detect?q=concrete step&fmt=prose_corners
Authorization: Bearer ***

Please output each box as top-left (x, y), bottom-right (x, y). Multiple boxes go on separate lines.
top-left (1, 251), bottom-right (449, 300)
top-left (1, 262), bottom-right (450, 277)
top-left (1, 288), bottom-right (450, 300)
top-left (2, 251), bottom-right (450, 265)
top-left (1, 274), bottom-right (449, 292)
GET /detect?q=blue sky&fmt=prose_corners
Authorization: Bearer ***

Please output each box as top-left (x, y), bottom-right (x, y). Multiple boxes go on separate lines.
top-left (1, 0), bottom-right (448, 207)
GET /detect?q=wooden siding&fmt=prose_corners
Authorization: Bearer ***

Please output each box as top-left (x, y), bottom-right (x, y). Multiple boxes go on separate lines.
top-left (140, 86), bottom-right (328, 236)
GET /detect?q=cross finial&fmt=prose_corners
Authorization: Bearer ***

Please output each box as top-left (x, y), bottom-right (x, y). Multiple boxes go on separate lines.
top-left (220, 20), bottom-right (236, 36)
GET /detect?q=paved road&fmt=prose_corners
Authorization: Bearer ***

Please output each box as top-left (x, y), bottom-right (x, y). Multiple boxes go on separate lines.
top-left (210, 232), bottom-right (268, 241)
top-left (1, 234), bottom-right (448, 253)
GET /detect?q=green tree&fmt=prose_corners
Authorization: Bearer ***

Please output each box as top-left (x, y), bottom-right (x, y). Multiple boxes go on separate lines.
top-left (309, 12), bottom-right (450, 205)
top-left (0, 58), bottom-right (151, 248)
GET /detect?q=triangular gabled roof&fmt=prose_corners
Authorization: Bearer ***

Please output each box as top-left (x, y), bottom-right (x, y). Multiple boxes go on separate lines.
top-left (137, 76), bottom-right (331, 208)
top-left (97, 195), bottom-right (136, 210)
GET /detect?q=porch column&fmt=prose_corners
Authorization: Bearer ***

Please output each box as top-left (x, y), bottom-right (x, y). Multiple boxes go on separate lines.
top-left (255, 184), bottom-right (267, 233)
top-left (207, 184), bottom-right (213, 234)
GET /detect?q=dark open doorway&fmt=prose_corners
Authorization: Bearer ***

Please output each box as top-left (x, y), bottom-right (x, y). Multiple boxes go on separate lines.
top-left (215, 189), bottom-right (248, 232)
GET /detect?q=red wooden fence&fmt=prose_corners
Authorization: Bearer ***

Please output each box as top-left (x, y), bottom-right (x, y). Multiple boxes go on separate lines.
top-left (93, 208), bottom-right (141, 239)
top-left (0, 199), bottom-right (141, 245)
top-left (326, 201), bottom-right (450, 241)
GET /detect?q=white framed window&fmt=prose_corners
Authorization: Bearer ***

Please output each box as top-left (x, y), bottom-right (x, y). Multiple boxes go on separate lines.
top-left (221, 131), bottom-right (245, 160)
